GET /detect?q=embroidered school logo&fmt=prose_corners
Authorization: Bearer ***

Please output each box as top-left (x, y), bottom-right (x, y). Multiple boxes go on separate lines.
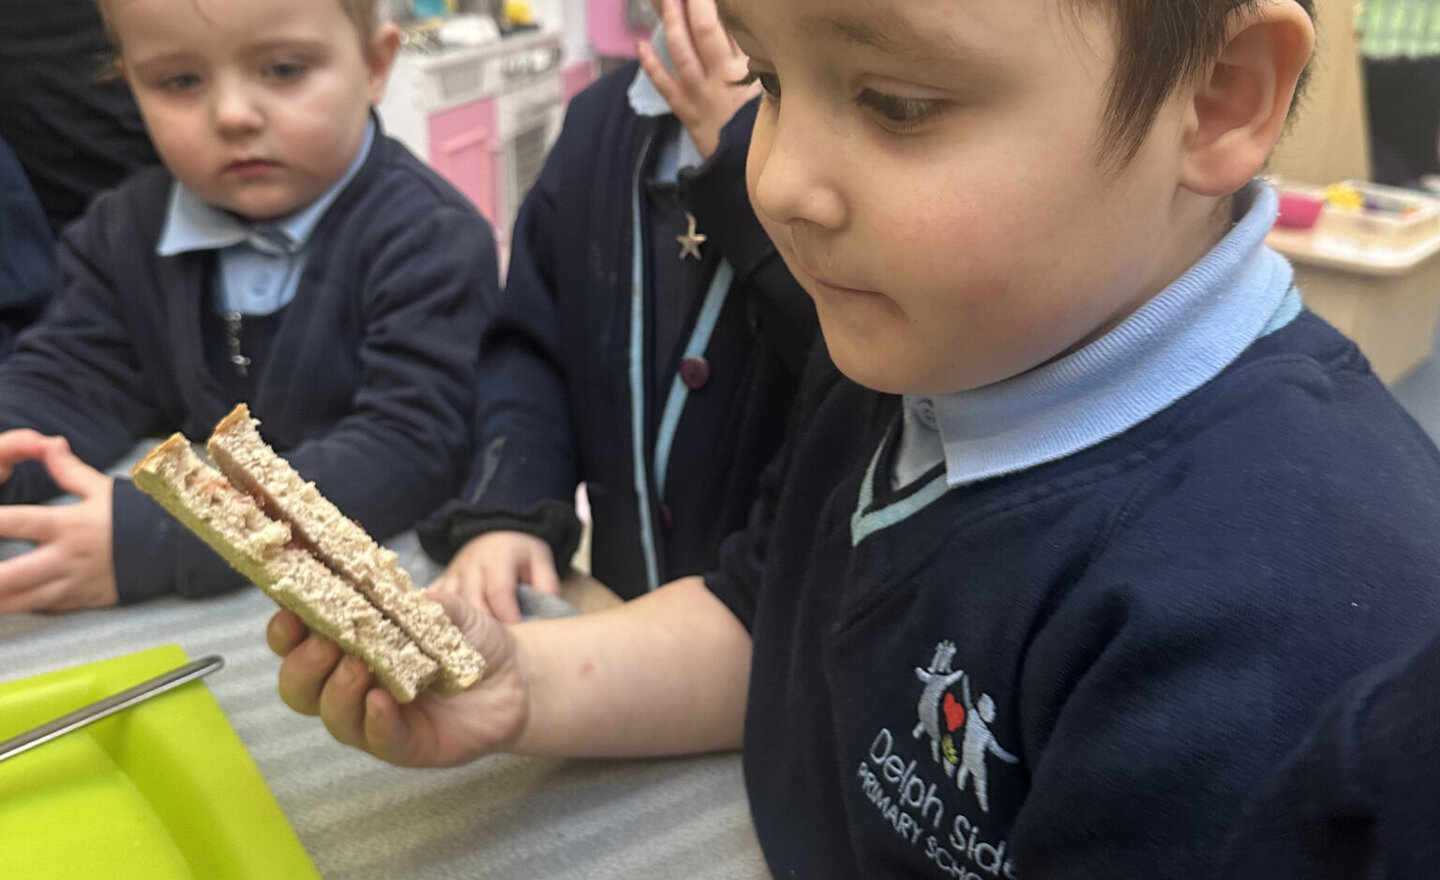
top-left (913, 641), bottom-right (1018, 813)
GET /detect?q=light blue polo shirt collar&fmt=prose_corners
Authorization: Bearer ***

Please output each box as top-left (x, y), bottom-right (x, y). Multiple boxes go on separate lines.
top-left (156, 117), bottom-right (375, 259)
top-left (914, 181), bottom-right (1300, 488)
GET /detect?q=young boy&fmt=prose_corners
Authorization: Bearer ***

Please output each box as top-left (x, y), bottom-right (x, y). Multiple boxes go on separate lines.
top-left (0, 0), bottom-right (497, 612)
top-left (420, 0), bottom-right (815, 620)
top-left (271, 0), bottom-right (1440, 876)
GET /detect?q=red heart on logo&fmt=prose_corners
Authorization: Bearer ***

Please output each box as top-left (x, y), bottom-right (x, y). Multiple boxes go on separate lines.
top-left (943, 692), bottom-right (966, 732)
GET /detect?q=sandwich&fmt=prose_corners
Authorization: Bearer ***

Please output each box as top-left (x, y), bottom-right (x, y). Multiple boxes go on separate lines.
top-left (132, 404), bottom-right (485, 703)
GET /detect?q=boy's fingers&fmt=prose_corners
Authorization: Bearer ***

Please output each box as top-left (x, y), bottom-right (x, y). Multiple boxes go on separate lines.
top-left (43, 443), bottom-right (107, 498)
top-left (662, 0), bottom-right (706, 83)
top-left (0, 543), bottom-right (60, 599)
top-left (484, 569), bottom-right (524, 624)
top-left (636, 40), bottom-right (682, 107)
top-left (266, 609), bottom-right (310, 656)
top-left (686, 0), bottom-right (732, 69)
top-left (363, 689), bottom-right (419, 766)
top-left (528, 559), bottom-right (562, 597)
top-left (0, 504), bottom-right (55, 543)
top-left (276, 632), bottom-right (343, 716)
top-left (319, 655), bottom-right (373, 749)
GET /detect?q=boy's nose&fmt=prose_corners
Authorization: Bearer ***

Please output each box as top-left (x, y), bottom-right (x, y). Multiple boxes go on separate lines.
top-left (212, 82), bottom-right (263, 135)
top-left (748, 108), bottom-right (846, 232)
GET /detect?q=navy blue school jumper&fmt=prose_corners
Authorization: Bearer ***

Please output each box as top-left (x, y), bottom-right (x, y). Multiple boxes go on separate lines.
top-left (1220, 625), bottom-right (1440, 880)
top-left (705, 202), bottom-right (1440, 876)
top-left (0, 129), bottom-right (498, 603)
top-left (0, 134), bottom-right (54, 359)
top-left (419, 62), bottom-right (816, 599)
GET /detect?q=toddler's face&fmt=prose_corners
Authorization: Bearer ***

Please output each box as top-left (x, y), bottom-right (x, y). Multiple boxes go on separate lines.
top-left (112, 0), bottom-right (393, 221)
top-left (729, 0), bottom-right (1217, 395)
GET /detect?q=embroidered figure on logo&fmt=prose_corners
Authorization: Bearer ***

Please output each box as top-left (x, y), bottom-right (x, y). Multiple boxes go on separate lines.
top-left (914, 640), bottom-right (966, 767)
top-left (956, 677), bottom-right (1018, 813)
top-left (911, 640), bottom-right (1019, 813)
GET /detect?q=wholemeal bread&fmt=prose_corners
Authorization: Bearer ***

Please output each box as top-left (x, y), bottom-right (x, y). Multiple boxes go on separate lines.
top-left (132, 405), bottom-right (485, 702)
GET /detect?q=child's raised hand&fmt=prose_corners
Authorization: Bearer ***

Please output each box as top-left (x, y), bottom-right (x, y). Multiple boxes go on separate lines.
top-left (427, 530), bottom-right (560, 624)
top-left (638, 0), bottom-right (760, 160)
top-left (0, 437), bottom-right (117, 612)
top-left (268, 590), bottom-right (528, 767)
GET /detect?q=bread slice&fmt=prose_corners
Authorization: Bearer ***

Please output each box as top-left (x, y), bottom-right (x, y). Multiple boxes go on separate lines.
top-left (132, 435), bottom-right (439, 702)
top-left (206, 405), bottom-right (485, 694)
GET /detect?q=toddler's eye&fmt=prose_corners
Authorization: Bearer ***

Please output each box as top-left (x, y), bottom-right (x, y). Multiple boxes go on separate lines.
top-left (858, 89), bottom-right (944, 132)
top-left (731, 70), bottom-right (782, 99)
top-left (265, 62), bottom-right (307, 81)
top-left (162, 73), bottom-right (202, 92)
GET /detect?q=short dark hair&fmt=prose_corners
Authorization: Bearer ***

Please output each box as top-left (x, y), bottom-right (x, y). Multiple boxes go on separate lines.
top-left (1091, 0), bottom-right (1316, 166)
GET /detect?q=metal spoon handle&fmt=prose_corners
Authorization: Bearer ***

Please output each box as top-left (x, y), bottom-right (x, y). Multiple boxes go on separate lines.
top-left (0, 653), bottom-right (225, 763)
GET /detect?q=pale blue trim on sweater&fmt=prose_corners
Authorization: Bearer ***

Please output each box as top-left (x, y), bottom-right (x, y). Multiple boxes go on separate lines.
top-left (628, 132), bottom-right (662, 593)
top-left (654, 260), bottom-right (734, 498)
top-left (851, 182), bottom-right (1301, 545)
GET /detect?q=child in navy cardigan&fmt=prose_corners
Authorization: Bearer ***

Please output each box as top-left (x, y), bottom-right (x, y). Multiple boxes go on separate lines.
top-left (272, 1), bottom-right (1440, 877)
top-left (420, 0), bottom-right (815, 620)
top-left (0, 0), bottom-right (497, 611)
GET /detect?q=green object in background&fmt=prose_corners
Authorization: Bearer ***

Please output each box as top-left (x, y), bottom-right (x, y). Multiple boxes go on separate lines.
top-left (1358, 0), bottom-right (1440, 58)
top-left (0, 644), bottom-right (320, 880)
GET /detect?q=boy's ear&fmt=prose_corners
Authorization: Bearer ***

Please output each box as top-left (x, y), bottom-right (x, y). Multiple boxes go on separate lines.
top-left (1179, 0), bottom-right (1315, 196)
top-left (365, 22), bottom-right (403, 106)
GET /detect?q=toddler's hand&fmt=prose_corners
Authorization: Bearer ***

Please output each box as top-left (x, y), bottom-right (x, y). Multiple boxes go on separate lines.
top-left (0, 428), bottom-right (65, 483)
top-left (427, 530), bottom-right (559, 624)
top-left (0, 438), bottom-right (117, 612)
top-left (638, 0), bottom-right (760, 160)
top-left (268, 590), bottom-right (528, 767)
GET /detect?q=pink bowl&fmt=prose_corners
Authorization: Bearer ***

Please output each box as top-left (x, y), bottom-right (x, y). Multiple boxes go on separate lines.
top-left (1276, 193), bottom-right (1324, 229)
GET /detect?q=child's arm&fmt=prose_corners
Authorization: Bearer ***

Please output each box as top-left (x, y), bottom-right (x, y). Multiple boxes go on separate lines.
top-left (415, 96), bottom-right (598, 590)
top-left (269, 575), bottom-right (751, 764)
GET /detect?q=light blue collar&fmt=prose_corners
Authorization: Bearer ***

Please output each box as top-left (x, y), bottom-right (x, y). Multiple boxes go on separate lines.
top-left (156, 117), bottom-right (375, 258)
top-left (627, 25), bottom-right (702, 180)
top-left (919, 182), bottom-right (1299, 487)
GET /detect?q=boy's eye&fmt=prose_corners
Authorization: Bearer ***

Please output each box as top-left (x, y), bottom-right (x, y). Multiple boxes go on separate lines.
top-left (264, 62), bottom-right (307, 80)
top-left (731, 70), bottom-right (781, 99)
top-left (858, 89), bottom-right (944, 132)
top-left (162, 73), bottom-right (202, 92)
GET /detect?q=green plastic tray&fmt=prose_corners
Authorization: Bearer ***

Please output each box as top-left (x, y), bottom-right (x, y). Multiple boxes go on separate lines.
top-left (0, 644), bottom-right (320, 879)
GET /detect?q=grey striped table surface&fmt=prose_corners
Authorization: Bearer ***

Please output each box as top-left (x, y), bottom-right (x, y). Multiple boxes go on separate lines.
top-left (0, 563), bottom-right (767, 879)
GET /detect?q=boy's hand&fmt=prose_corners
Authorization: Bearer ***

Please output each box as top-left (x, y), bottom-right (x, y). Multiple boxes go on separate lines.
top-left (268, 590), bottom-right (527, 767)
top-left (0, 428), bottom-right (65, 483)
top-left (428, 530), bottom-right (560, 624)
top-left (0, 438), bottom-right (118, 612)
top-left (638, 0), bottom-right (760, 160)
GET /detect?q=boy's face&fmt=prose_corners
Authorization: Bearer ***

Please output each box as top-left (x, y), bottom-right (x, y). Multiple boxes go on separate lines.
top-left (111, 0), bottom-right (393, 221)
top-left (729, 0), bottom-right (1218, 395)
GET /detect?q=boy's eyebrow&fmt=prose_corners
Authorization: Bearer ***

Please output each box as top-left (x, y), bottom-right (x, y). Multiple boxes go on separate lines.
top-left (714, 0), bottom-right (935, 57)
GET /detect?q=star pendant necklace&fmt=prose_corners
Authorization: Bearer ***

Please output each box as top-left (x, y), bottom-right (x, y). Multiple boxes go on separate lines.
top-left (676, 212), bottom-right (706, 261)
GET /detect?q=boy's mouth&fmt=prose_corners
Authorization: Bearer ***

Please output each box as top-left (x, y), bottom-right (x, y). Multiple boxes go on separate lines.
top-left (802, 267), bottom-right (879, 297)
top-left (225, 158), bottom-right (281, 177)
